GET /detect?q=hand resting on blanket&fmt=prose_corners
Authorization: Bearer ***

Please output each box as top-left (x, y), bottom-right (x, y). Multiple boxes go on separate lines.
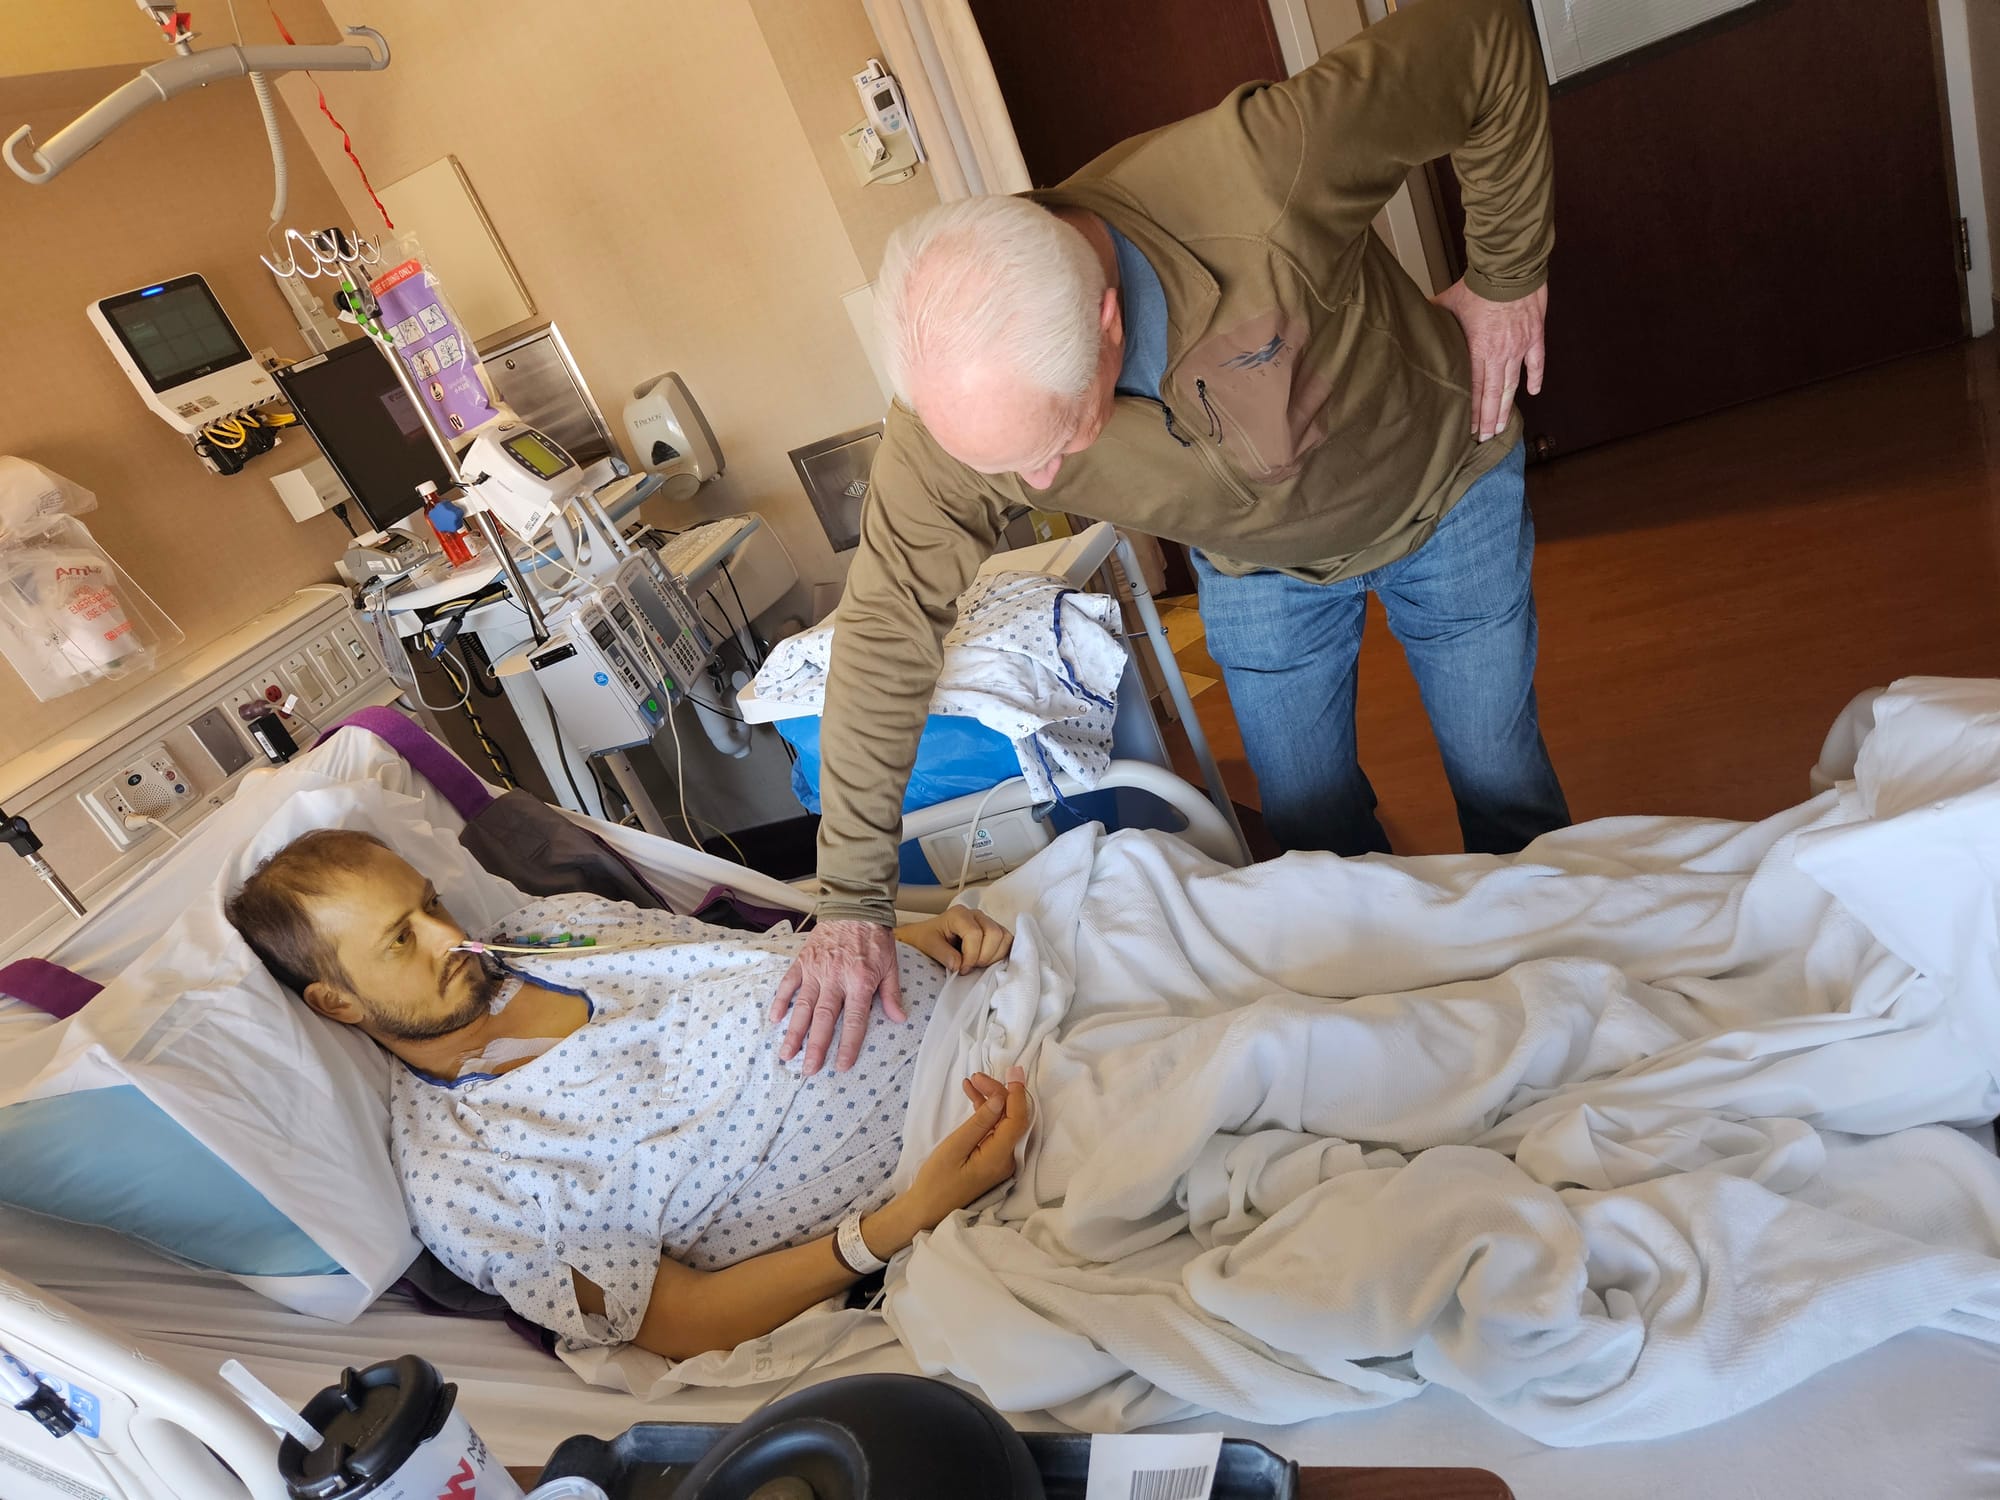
top-left (574, 1066), bottom-right (1030, 1359)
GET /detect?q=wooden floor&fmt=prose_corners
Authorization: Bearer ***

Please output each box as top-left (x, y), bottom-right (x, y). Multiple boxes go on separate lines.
top-left (1166, 336), bottom-right (2000, 855)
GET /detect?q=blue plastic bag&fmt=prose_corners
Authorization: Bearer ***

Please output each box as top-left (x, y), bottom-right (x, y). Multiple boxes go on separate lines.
top-left (777, 713), bottom-right (1021, 815)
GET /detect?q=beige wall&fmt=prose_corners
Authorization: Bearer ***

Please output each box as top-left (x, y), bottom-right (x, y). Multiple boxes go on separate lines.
top-left (751, 0), bottom-right (939, 276)
top-left (1305, 0), bottom-right (1368, 51)
top-left (287, 0), bottom-right (898, 604)
top-left (0, 0), bottom-right (170, 76)
top-left (0, 64), bottom-right (356, 763)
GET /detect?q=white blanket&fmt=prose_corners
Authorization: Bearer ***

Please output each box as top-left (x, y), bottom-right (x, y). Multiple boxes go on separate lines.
top-left (753, 570), bottom-right (1124, 801)
top-left (881, 677), bottom-right (2000, 1446)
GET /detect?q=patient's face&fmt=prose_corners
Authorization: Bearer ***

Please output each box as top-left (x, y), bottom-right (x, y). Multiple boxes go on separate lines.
top-left (306, 846), bottom-right (498, 1041)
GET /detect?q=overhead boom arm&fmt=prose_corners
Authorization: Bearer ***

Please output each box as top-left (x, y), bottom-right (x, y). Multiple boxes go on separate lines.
top-left (4, 26), bottom-right (390, 185)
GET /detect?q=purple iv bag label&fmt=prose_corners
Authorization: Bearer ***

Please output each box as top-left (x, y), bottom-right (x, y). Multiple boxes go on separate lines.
top-left (369, 257), bottom-right (499, 438)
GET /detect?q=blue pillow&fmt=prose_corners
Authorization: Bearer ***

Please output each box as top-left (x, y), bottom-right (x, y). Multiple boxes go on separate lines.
top-left (0, 1085), bottom-right (341, 1276)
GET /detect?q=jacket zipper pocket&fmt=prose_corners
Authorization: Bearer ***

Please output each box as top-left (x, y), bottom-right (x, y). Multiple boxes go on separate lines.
top-left (1195, 379), bottom-right (1222, 442)
top-left (1180, 380), bottom-right (1257, 508)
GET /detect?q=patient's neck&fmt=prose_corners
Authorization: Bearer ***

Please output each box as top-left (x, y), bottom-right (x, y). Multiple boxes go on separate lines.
top-left (373, 981), bottom-right (585, 1081)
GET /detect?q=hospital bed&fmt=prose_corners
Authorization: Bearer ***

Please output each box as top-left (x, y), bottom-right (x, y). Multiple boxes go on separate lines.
top-left (3, 702), bottom-right (1999, 1500)
top-left (742, 520), bottom-right (1250, 912)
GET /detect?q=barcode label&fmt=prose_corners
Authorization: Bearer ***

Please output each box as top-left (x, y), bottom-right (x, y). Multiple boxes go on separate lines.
top-left (1086, 1433), bottom-right (1221, 1500)
top-left (1129, 1464), bottom-right (1213, 1500)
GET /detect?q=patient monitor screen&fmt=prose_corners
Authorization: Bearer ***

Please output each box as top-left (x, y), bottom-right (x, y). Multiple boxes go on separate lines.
top-left (99, 276), bottom-right (252, 393)
top-left (275, 339), bottom-right (452, 532)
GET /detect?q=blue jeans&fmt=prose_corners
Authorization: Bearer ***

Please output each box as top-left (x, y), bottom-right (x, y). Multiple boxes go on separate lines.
top-left (1193, 443), bottom-right (1568, 857)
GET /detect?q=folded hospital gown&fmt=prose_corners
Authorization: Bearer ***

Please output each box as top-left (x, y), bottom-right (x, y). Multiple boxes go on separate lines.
top-left (752, 570), bottom-right (1124, 803)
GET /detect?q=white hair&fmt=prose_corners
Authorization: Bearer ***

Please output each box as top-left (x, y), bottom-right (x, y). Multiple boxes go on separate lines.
top-left (875, 195), bottom-right (1107, 407)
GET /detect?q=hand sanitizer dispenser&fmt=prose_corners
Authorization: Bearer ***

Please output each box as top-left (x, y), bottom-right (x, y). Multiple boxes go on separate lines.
top-left (623, 373), bottom-right (724, 502)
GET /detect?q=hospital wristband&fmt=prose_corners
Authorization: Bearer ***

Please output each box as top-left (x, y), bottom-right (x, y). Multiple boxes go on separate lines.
top-left (834, 1212), bottom-right (888, 1276)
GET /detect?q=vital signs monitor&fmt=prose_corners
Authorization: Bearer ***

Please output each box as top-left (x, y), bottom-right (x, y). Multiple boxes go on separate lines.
top-left (88, 274), bottom-right (277, 434)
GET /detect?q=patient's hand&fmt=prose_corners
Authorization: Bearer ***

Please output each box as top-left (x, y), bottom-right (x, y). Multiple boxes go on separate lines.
top-left (904, 1068), bottom-right (1033, 1226)
top-left (582, 1067), bottom-right (1033, 1363)
top-left (895, 907), bottom-right (1013, 975)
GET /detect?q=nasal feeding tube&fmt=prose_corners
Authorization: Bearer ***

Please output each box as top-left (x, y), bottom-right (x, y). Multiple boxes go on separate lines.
top-left (451, 934), bottom-right (641, 958)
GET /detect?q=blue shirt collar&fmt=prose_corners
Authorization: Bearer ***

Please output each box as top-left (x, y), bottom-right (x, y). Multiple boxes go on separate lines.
top-left (1107, 223), bottom-right (1169, 402)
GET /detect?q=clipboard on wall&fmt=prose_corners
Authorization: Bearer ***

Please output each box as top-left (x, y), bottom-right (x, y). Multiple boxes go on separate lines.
top-left (377, 156), bottom-right (537, 343)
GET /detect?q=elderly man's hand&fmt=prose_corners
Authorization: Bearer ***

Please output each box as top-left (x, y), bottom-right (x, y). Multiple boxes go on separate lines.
top-left (769, 919), bottom-right (904, 1075)
top-left (1432, 279), bottom-right (1547, 444)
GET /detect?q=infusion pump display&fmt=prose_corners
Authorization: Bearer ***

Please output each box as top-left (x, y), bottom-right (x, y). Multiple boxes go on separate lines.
top-left (502, 429), bottom-right (572, 479)
top-left (463, 422), bottom-right (581, 539)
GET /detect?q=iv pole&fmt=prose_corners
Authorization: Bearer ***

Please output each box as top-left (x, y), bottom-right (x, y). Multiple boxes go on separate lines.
top-left (354, 302), bottom-right (550, 644)
top-left (3, 805), bottom-right (87, 919)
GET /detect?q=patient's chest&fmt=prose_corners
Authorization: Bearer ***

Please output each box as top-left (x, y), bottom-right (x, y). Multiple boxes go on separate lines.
top-left (388, 895), bottom-right (936, 1271)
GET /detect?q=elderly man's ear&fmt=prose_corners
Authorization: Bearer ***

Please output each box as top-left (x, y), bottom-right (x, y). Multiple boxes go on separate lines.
top-left (303, 981), bottom-right (366, 1026)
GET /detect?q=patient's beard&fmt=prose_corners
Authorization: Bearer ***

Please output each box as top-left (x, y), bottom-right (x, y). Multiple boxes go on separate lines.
top-left (366, 957), bottom-right (500, 1042)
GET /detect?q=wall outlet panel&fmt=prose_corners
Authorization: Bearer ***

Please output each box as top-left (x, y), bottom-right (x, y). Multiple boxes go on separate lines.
top-left (80, 742), bottom-right (198, 849)
top-left (0, 586), bottom-right (397, 965)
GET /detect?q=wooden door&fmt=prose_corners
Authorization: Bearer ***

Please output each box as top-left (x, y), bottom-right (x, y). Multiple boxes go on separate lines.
top-left (968, 0), bottom-right (1289, 593)
top-left (966, 0), bottom-right (1287, 188)
top-left (1433, 0), bottom-right (1968, 457)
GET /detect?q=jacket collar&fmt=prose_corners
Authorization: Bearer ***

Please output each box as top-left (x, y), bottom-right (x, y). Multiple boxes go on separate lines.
top-left (1024, 184), bottom-right (1221, 381)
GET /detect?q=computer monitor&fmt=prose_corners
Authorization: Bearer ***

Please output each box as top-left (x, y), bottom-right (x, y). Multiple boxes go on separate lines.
top-left (273, 339), bottom-right (452, 532)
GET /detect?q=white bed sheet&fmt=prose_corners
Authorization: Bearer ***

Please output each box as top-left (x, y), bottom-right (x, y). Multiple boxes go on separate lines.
top-left (7, 1207), bottom-right (1997, 1497)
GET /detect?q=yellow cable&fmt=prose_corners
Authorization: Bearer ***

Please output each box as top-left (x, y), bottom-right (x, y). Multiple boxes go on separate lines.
top-left (678, 811), bottom-right (747, 866)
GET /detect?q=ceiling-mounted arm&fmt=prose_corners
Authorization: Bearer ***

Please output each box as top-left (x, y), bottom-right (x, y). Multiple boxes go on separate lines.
top-left (3, 25), bottom-right (390, 185)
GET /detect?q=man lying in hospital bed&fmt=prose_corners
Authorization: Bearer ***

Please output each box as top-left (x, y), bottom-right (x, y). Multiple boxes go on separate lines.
top-left (7, 677), bottom-right (2000, 1462)
top-left (194, 670), bottom-right (2000, 1454)
top-left (222, 827), bottom-right (1031, 1362)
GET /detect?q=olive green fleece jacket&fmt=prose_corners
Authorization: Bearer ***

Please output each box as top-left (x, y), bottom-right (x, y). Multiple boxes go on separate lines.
top-left (816, 0), bottom-right (1552, 925)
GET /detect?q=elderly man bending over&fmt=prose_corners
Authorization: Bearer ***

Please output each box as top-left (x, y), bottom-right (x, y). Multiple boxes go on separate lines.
top-left (225, 829), bottom-right (1027, 1360)
top-left (779, 0), bottom-right (1568, 1078)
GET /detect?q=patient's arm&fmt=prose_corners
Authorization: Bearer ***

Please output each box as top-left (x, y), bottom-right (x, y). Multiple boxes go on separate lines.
top-left (574, 1068), bottom-right (1031, 1361)
top-left (892, 906), bottom-right (1013, 974)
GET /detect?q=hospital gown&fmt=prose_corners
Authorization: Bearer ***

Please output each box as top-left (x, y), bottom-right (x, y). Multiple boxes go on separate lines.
top-left (389, 894), bottom-right (939, 1350)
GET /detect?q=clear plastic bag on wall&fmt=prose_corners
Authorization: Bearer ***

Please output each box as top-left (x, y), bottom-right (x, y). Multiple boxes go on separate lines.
top-left (0, 516), bottom-right (182, 701)
top-left (365, 231), bottom-right (502, 442)
top-left (0, 456), bottom-right (97, 543)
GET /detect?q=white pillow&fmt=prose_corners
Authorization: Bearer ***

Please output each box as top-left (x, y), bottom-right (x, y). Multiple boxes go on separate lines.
top-left (0, 730), bottom-right (529, 1319)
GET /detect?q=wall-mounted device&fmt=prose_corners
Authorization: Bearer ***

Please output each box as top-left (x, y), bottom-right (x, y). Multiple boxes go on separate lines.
top-left (88, 274), bottom-right (276, 434)
top-left (623, 373), bottom-right (724, 503)
top-left (268, 456), bottom-right (354, 524)
top-left (843, 59), bottom-right (923, 186)
top-left (461, 422), bottom-right (582, 540)
top-left (854, 59), bottom-right (922, 156)
top-left (273, 339), bottom-right (452, 532)
top-left (789, 423), bottom-right (883, 552)
top-left (480, 322), bottom-right (624, 470)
